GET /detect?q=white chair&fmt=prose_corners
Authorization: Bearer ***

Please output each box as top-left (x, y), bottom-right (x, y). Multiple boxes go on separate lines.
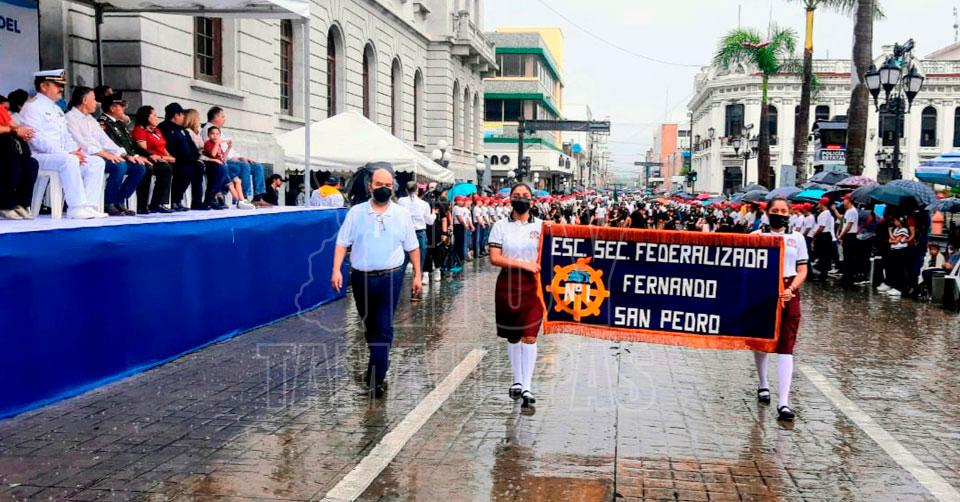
top-left (30, 169), bottom-right (105, 219)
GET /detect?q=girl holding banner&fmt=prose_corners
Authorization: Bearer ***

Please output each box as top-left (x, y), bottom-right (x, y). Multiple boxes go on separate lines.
top-left (754, 197), bottom-right (809, 421)
top-left (488, 183), bottom-right (543, 409)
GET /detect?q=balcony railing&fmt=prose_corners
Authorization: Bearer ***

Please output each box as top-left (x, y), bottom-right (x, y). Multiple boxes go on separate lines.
top-left (451, 12), bottom-right (497, 67)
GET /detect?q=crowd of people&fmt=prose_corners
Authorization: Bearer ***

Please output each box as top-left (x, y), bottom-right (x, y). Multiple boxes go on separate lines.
top-left (0, 70), bottom-right (288, 220)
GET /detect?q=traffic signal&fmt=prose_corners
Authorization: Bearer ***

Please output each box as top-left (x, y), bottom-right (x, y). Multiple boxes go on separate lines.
top-left (687, 171), bottom-right (698, 183)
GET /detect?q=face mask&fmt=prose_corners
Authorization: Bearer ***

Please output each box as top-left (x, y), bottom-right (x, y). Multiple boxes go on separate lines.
top-left (372, 187), bottom-right (392, 204)
top-left (769, 214), bottom-right (790, 230)
top-left (511, 199), bottom-right (531, 215)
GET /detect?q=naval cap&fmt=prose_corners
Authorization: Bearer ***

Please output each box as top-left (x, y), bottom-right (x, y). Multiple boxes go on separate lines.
top-left (34, 69), bottom-right (66, 86)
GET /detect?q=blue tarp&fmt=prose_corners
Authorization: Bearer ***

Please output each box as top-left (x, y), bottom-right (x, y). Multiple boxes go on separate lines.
top-left (0, 209), bottom-right (349, 418)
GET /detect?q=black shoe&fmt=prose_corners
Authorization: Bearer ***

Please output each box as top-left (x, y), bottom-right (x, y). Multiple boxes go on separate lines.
top-left (521, 390), bottom-right (536, 408)
top-left (150, 205), bottom-right (175, 214)
top-left (192, 204), bottom-right (210, 211)
top-left (172, 203), bottom-right (189, 212)
top-left (757, 388), bottom-right (771, 405)
top-left (105, 204), bottom-right (124, 216)
top-left (359, 384), bottom-right (386, 399)
top-left (777, 405), bottom-right (795, 421)
top-left (509, 383), bottom-right (523, 400)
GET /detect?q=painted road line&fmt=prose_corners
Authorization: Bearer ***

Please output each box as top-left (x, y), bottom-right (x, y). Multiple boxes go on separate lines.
top-left (800, 364), bottom-right (960, 502)
top-left (322, 348), bottom-right (487, 502)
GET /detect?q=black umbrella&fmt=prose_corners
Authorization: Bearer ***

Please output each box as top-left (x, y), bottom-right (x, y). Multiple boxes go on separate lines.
top-left (823, 188), bottom-right (853, 202)
top-left (742, 190), bottom-right (769, 203)
top-left (809, 171), bottom-right (848, 185)
top-left (927, 197), bottom-right (960, 213)
top-left (742, 183), bottom-right (769, 193)
top-left (871, 184), bottom-right (921, 209)
top-left (888, 179), bottom-right (937, 207)
top-left (801, 181), bottom-right (834, 190)
top-left (850, 184), bottom-right (880, 205)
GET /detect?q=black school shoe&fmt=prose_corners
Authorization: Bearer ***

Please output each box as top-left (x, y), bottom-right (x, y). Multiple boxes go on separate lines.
top-left (509, 383), bottom-right (523, 400)
top-left (521, 390), bottom-right (536, 408)
top-left (757, 388), bottom-right (771, 405)
top-left (777, 405), bottom-right (795, 421)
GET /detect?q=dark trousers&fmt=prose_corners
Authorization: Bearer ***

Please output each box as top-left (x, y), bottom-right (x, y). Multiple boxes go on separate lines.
top-left (841, 234), bottom-right (858, 284)
top-left (814, 234), bottom-right (834, 279)
top-left (137, 161), bottom-right (173, 211)
top-left (171, 161), bottom-right (199, 205)
top-left (887, 248), bottom-right (912, 292)
top-left (350, 267), bottom-right (405, 386)
top-left (103, 160), bottom-right (146, 206)
top-left (0, 135), bottom-right (38, 210)
top-left (201, 161), bottom-right (228, 206)
top-left (454, 224), bottom-right (467, 263)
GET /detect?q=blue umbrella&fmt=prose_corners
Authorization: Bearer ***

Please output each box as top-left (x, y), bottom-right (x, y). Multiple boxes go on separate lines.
top-left (534, 189), bottom-right (550, 198)
top-left (850, 184), bottom-right (880, 205)
top-left (888, 179), bottom-right (937, 207)
top-left (741, 183), bottom-right (768, 193)
top-left (765, 186), bottom-right (801, 201)
top-left (742, 190), bottom-right (768, 202)
top-left (793, 188), bottom-right (827, 202)
top-left (809, 171), bottom-right (847, 185)
top-left (927, 197), bottom-right (960, 213)
top-left (801, 181), bottom-right (834, 190)
top-left (447, 182), bottom-right (478, 200)
top-left (498, 187), bottom-right (511, 196)
top-left (871, 184), bottom-right (922, 208)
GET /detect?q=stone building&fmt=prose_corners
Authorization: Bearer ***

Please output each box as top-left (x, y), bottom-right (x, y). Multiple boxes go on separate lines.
top-left (688, 42), bottom-right (960, 194)
top-left (36, 0), bottom-right (496, 180)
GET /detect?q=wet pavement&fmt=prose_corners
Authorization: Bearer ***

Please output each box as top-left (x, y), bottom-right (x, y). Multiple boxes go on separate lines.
top-left (1, 261), bottom-right (958, 501)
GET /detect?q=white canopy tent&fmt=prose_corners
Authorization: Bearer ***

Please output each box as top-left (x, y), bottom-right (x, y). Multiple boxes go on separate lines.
top-left (72, 0), bottom-right (314, 177)
top-left (276, 111), bottom-right (455, 183)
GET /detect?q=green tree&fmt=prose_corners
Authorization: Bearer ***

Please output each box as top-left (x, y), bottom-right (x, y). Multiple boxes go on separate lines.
top-left (715, 27), bottom-right (798, 189)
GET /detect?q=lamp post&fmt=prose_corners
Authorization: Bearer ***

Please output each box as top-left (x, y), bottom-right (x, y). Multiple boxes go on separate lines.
top-left (731, 125), bottom-right (759, 189)
top-left (865, 39), bottom-right (925, 182)
top-left (431, 140), bottom-right (451, 169)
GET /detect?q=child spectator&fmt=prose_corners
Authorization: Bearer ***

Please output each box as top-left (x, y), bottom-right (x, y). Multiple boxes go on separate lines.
top-left (204, 126), bottom-right (253, 209)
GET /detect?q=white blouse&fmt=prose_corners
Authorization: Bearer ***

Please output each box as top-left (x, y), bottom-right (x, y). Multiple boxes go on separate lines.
top-left (489, 217), bottom-right (543, 263)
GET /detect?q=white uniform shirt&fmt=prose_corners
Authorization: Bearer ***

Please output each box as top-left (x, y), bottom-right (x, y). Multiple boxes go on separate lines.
top-left (452, 205), bottom-right (471, 225)
top-left (65, 108), bottom-right (125, 157)
top-left (19, 94), bottom-right (79, 154)
top-left (754, 229), bottom-right (809, 277)
top-left (842, 207), bottom-right (859, 235)
top-left (336, 201), bottom-right (418, 272)
top-left (816, 209), bottom-right (837, 241)
top-left (801, 214), bottom-right (816, 236)
top-left (489, 217), bottom-right (543, 263)
top-left (397, 194), bottom-right (435, 230)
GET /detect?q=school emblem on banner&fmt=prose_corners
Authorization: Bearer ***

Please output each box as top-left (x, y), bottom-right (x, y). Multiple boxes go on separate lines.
top-left (537, 224), bottom-right (786, 352)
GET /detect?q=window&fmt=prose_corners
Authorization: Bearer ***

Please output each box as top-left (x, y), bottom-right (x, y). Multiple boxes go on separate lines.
top-left (326, 27), bottom-right (344, 117)
top-left (724, 103), bottom-right (744, 137)
top-left (280, 20), bottom-right (293, 113)
top-left (503, 99), bottom-right (521, 121)
top-left (391, 58), bottom-right (402, 136)
top-left (879, 107), bottom-right (904, 147)
top-left (954, 108), bottom-right (960, 148)
top-left (815, 105), bottom-right (830, 123)
top-left (484, 98), bottom-right (503, 121)
top-left (362, 44), bottom-right (377, 119)
top-left (463, 87), bottom-right (471, 151)
top-left (452, 81), bottom-right (461, 146)
top-left (921, 106), bottom-right (937, 147)
top-left (194, 17), bottom-right (222, 83)
top-left (767, 105), bottom-right (778, 145)
top-left (496, 54), bottom-right (523, 77)
top-left (794, 105), bottom-right (801, 131)
top-left (414, 70), bottom-right (423, 142)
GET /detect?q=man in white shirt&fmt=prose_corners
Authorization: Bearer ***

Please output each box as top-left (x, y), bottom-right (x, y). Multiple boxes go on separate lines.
top-left (837, 195), bottom-right (860, 285)
top-left (65, 87), bottom-right (145, 216)
top-left (397, 181), bottom-right (436, 287)
top-left (813, 197), bottom-right (837, 281)
top-left (309, 176), bottom-right (345, 208)
top-left (331, 167), bottom-right (420, 398)
top-left (19, 70), bottom-right (107, 219)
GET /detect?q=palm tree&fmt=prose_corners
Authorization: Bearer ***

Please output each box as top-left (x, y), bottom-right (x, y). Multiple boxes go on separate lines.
top-left (715, 27), bottom-right (798, 189)
top-left (846, 0), bottom-right (878, 175)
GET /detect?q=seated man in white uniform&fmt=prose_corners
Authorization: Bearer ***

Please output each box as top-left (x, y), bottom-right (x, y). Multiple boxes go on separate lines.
top-left (19, 70), bottom-right (106, 219)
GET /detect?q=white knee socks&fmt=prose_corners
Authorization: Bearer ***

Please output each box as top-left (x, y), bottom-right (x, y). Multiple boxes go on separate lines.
top-left (507, 342), bottom-right (522, 385)
top-left (521, 342), bottom-right (538, 392)
top-left (753, 352), bottom-right (769, 389)
top-left (778, 354), bottom-right (794, 408)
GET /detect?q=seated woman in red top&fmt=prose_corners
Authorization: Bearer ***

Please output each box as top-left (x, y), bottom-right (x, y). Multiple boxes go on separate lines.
top-left (130, 106), bottom-right (174, 214)
top-left (0, 95), bottom-right (39, 220)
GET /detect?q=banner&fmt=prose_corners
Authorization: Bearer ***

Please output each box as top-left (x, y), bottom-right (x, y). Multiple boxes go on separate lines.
top-left (538, 225), bottom-right (785, 352)
top-left (0, 0), bottom-right (39, 95)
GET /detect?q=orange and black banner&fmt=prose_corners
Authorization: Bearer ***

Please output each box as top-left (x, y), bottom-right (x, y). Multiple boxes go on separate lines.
top-left (537, 224), bottom-right (785, 352)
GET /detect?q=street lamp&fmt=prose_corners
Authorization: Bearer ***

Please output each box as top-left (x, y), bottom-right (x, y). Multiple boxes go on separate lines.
top-left (431, 140), bottom-right (451, 168)
top-left (864, 39), bottom-right (924, 181)
top-left (731, 125), bottom-right (758, 189)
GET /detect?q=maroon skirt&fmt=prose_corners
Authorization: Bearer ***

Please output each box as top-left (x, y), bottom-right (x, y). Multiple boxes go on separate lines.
top-left (776, 278), bottom-right (801, 355)
top-left (495, 269), bottom-right (544, 340)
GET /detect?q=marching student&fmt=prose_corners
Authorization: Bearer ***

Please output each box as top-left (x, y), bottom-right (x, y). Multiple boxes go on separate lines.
top-left (753, 197), bottom-right (808, 421)
top-left (488, 183), bottom-right (543, 409)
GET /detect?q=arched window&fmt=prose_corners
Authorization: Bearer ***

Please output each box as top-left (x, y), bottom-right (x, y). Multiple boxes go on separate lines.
top-left (413, 69), bottom-right (423, 143)
top-left (879, 107), bottom-right (904, 147)
top-left (452, 80), bottom-right (461, 147)
top-left (815, 105), bottom-right (830, 123)
top-left (362, 43), bottom-right (377, 119)
top-left (767, 105), bottom-right (778, 145)
top-left (326, 26), bottom-right (344, 117)
top-left (390, 58), bottom-right (402, 137)
top-left (921, 106), bottom-right (937, 147)
top-left (954, 108), bottom-right (960, 148)
top-left (473, 92), bottom-right (481, 153)
top-left (724, 103), bottom-right (744, 137)
top-left (463, 86), bottom-right (471, 151)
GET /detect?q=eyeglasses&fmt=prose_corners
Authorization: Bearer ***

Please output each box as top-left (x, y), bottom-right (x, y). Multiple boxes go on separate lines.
top-left (375, 214), bottom-right (386, 233)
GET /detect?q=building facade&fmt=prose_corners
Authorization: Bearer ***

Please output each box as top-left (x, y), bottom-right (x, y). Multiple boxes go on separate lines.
top-left (482, 27), bottom-right (573, 191)
top-left (35, 0), bottom-right (496, 181)
top-left (688, 43), bottom-right (960, 194)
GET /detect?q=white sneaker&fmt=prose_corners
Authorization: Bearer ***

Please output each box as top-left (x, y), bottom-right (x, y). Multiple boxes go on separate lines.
top-left (67, 207), bottom-right (98, 219)
top-left (237, 200), bottom-right (256, 210)
top-left (886, 288), bottom-right (902, 297)
top-left (877, 284), bottom-right (891, 292)
top-left (92, 207), bottom-right (109, 218)
top-left (422, 273), bottom-right (430, 284)
top-left (432, 270), bottom-right (442, 282)
top-left (0, 209), bottom-right (23, 220)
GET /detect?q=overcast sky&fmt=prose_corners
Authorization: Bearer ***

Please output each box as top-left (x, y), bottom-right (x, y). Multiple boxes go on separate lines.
top-left (484, 0), bottom-right (958, 175)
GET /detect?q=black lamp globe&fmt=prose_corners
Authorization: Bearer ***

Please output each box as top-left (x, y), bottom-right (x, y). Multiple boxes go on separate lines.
top-left (879, 59), bottom-right (900, 97)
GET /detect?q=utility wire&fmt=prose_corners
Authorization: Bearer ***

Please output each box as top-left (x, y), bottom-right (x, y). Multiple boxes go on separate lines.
top-left (533, 0), bottom-right (702, 68)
